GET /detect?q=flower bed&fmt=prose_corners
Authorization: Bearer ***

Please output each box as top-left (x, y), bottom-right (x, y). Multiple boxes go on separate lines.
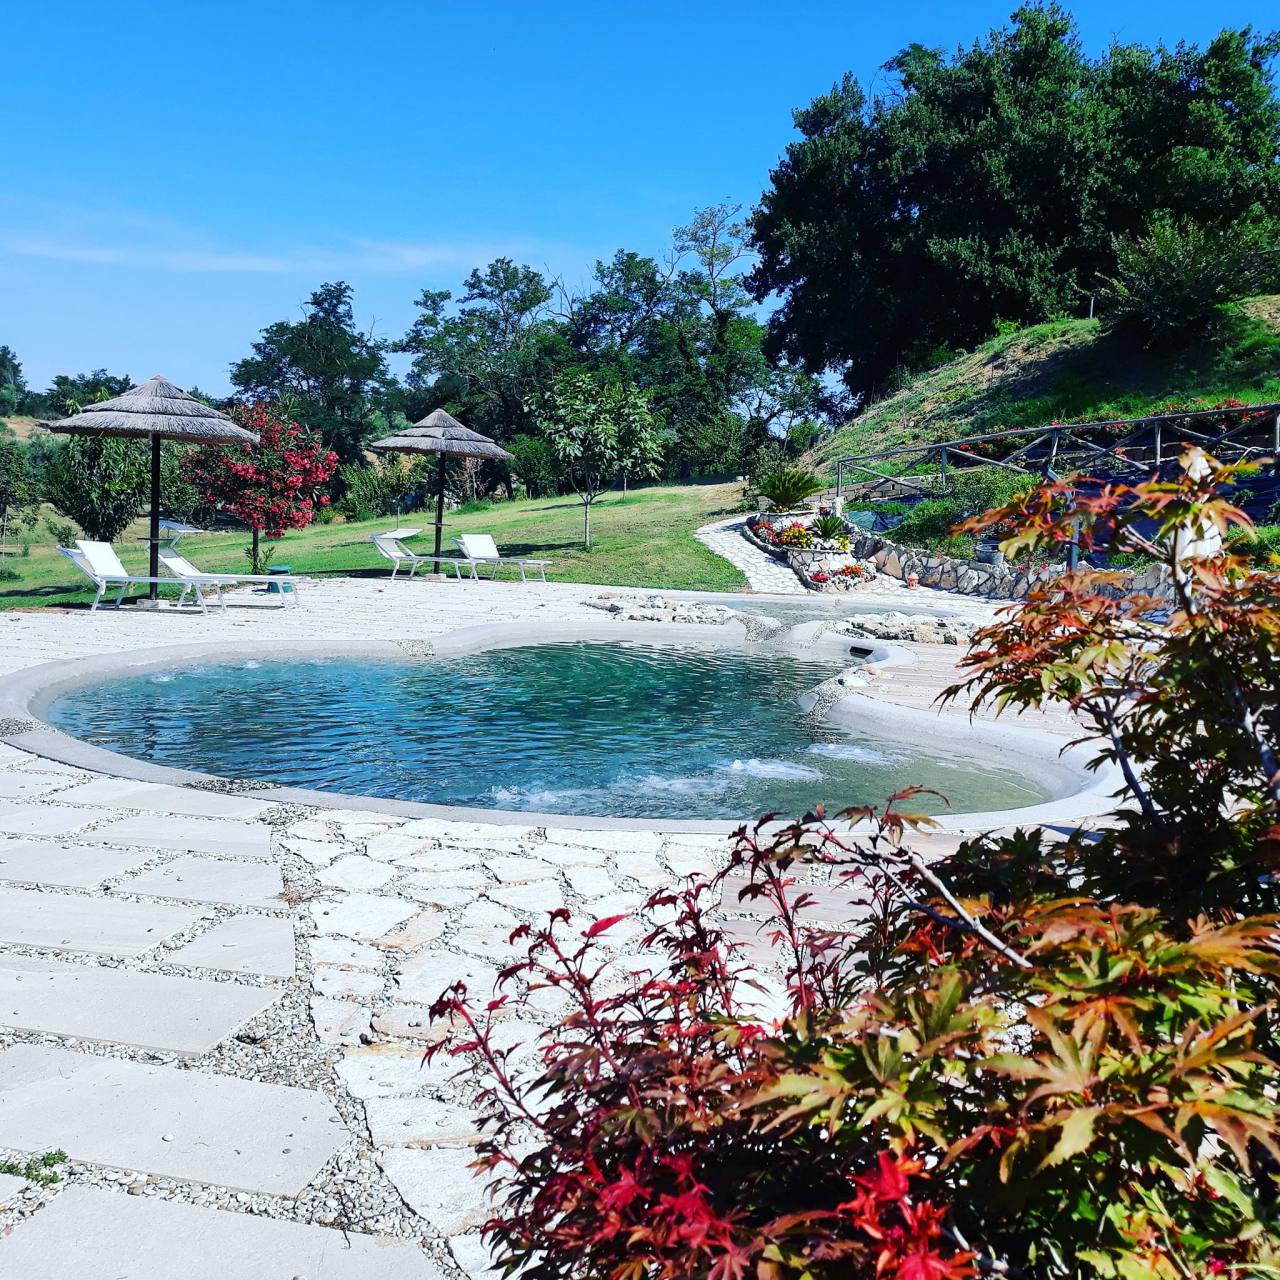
top-left (745, 512), bottom-right (879, 592)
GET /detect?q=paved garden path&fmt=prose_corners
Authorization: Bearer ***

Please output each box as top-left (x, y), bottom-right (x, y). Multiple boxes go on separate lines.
top-left (0, 576), bottom-right (1081, 1277)
top-left (695, 515), bottom-right (808, 592)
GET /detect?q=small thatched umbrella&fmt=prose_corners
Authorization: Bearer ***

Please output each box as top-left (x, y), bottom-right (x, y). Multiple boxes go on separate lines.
top-left (44, 376), bottom-right (258, 601)
top-left (370, 409), bottom-right (512, 571)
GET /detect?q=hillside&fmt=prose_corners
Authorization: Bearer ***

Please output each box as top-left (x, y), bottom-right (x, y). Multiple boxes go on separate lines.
top-left (809, 297), bottom-right (1280, 475)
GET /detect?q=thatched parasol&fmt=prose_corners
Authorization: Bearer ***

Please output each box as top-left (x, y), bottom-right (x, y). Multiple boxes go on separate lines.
top-left (43, 376), bottom-right (257, 600)
top-left (370, 409), bottom-right (512, 570)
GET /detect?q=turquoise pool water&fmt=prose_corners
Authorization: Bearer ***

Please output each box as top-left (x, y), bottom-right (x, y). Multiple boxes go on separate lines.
top-left (48, 643), bottom-right (1049, 821)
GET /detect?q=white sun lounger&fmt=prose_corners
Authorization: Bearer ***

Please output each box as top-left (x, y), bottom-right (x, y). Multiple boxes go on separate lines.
top-left (371, 528), bottom-right (474, 581)
top-left (60, 541), bottom-right (213, 612)
top-left (158, 547), bottom-right (303, 608)
top-left (453, 534), bottom-right (551, 582)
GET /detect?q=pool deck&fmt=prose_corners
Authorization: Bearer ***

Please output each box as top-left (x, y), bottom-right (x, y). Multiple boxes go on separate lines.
top-left (0, 578), bottom-right (1104, 1277)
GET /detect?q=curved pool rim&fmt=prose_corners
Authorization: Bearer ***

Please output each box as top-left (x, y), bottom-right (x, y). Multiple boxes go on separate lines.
top-left (0, 619), bottom-right (1118, 834)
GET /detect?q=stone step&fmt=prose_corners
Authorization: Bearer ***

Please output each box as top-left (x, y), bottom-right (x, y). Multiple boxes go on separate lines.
top-left (0, 886), bottom-right (201, 956)
top-left (0, 1044), bottom-right (340, 1196)
top-left (86, 815), bottom-right (273, 860)
top-left (0, 956), bottom-right (279, 1055)
top-left (125, 855), bottom-right (284, 909)
top-left (169, 916), bottom-right (296, 977)
top-left (0, 805), bottom-right (94, 838)
top-left (0, 1185), bottom-right (441, 1279)
top-left (0, 837), bottom-right (151, 889)
top-left (53, 779), bottom-right (272, 820)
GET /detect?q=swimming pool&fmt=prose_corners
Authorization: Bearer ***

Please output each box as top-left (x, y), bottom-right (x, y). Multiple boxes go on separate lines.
top-left (47, 642), bottom-right (1049, 821)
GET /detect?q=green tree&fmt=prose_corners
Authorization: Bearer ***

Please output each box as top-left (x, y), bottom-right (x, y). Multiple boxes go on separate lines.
top-left (230, 281), bottom-right (389, 465)
top-left (23, 370), bottom-right (132, 419)
top-left (534, 373), bottom-right (646, 548)
top-left (0, 434), bottom-right (31, 555)
top-left (45, 436), bottom-right (147, 543)
top-left (0, 347), bottom-right (25, 417)
top-left (749, 8), bottom-right (1280, 397)
top-left (395, 259), bottom-right (570, 444)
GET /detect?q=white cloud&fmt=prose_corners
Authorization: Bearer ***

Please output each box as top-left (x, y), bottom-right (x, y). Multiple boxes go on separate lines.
top-left (0, 201), bottom-right (594, 278)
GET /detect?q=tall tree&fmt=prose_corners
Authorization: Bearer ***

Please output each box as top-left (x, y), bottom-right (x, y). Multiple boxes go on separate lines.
top-left (749, 7), bottom-right (1280, 397)
top-left (230, 282), bottom-right (389, 465)
top-left (395, 259), bottom-right (570, 443)
top-left (0, 347), bottom-right (25, 417)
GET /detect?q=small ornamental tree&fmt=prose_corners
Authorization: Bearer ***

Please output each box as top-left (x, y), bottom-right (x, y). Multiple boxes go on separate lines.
top-left (535, 374), bottom-right (656, 547)
top-left (182, 403), bottom-right (336, 571)
top-left (426, 449), bottom-right (1280, 1280)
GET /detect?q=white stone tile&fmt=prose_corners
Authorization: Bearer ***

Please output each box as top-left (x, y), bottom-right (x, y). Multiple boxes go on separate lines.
top-left (314, 966), bottom-right (384, 999)
top-left (53, 779), bottom-right (271, 820)
top-left (125, 855), bottom-right (284, 909)
top-left (450, 1232), bottom-right (504, 1280)
top-left (485, 856), bottom-right (557, 884)
top-left (394, 951), bottom-right (497, 1002)
top-left (310, 997), bottom-right (372, 1046)
top-left (280, 836), bottom-right (342, 867)
top-left (0, 772), bottom-right (72, 800)
top-left (486, 881), bottom-right (564, 914)
top-left (309, 937), bottom-right (382, 969)
top-left (310, 894), bottom-right (416, 941)
top-left (552, 828), bottom-right (665, 854)
top-left (0, 1044), bottom-right (340, 1195)
top-left (86, 814), bottom-right (273, 859)
top-left (0, 956), bottom-right (278, 1055)
top-left (400, 880), bottom-right (479, 910)
top-left (564, 865), bottom-right (616, 898)
top-left (169, 917), bottom-right (295, 977)
top-left (0, 838), bottom-right (149, 889)
top-left (375, 910), bottom-right (447, 953)
top-left (317, 856), bottom-right (397, 891)
top-left (456, 900), bottom-right (518, 930)
top-left (370, 1005), bottom-right (445, 1042)
top-left (0, 888), bottom-right (200, 957)
top-left (365, 1096), bottom-right (479, 1147)
top-left (0, 1185), bottom-right (441, 1278)
top-left (336, 1045), bottom-right (451, 1098)
top-left (381, 1145), bottom-right (490, 1233)
top-left (0, 805), bottom-right (94, 837)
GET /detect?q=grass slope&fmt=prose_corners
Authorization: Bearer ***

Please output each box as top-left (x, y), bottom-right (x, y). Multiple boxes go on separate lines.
top-left (0, 482), bottom-right (746, 612)
top-left (810, 297), bottom-right (1280, 475)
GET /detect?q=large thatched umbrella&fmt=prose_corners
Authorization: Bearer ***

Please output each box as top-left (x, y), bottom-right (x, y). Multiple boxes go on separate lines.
top-left (370, 409), bottom-right (512, 571)
top-left (44, 376), bottom-right (257, 601)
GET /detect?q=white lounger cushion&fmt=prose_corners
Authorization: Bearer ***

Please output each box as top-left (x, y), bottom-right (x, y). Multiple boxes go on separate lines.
top-left (76, 541), bottom-right (133, 579)
top-left (456, 534), bottom-right (501, 560)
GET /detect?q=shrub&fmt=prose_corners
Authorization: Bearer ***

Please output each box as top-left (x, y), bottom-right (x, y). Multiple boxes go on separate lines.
top-left (811, 512), bottom-right (847, 541)
top-left (758, 466), bottom-right (825, 511)
top-left (337, 455), bottom-right (427, 521)
top-left (182, 404), bottom-right (337, 572)
top-left (1097, 217), bottom-right (1275, 344)
top-left (45, 436), bottom-right (147, 542)
top-left (428, 449), bottom-right (1280, 1280)
top-left (507, 433), bottom-right (560, 499)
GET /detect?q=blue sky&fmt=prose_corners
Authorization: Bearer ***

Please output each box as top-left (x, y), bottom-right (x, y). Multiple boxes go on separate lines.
top-left (3, 0), bottom-right (1273, 394)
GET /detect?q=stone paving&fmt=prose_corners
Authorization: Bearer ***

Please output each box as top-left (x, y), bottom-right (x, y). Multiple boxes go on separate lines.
top-left (695, 514), bottom-right (808, 592)
top-left (0, 575), bottom-right (1084, 1276)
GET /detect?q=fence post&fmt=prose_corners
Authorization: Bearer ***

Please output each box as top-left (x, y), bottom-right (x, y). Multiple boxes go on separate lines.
top-left (1154, 421), bottom-right (1162, 467)
top-left (836, 458), bottom-right (843, 499)
top-left (939, 447), bottom-right (949, 491)
top-left (1273, 411), bottom-right (1279, 457)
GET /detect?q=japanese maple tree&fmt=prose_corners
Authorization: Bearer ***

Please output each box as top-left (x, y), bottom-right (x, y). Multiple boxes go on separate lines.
top-left (182, 403), bottom-right (336, 571)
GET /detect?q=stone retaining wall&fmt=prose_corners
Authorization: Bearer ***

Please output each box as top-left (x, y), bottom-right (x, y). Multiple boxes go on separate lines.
top-left (745, 514), bottom-right (1173, 600)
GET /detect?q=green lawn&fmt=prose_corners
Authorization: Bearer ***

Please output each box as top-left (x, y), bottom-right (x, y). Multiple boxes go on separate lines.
top-left (0, 482), bottom-right (748, 611)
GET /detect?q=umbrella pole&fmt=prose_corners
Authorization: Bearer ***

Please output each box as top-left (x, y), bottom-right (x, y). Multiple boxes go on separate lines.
top-left (149, 435), bottom-right (162, 601)
top-left (434, 453), bottom-right (446, 574)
